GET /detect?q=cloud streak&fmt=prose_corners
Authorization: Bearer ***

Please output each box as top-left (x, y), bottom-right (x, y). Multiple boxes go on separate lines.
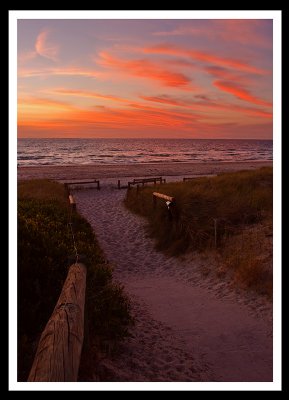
top-left (18, 66), bottom-right (103, 79)
top-left (98, 51), bottom-right (192, 88)
top-left (35, 30), bottom-right (59, 61)
top-left (140, 94), bottom-right (272, 119)
top-left (52, 88), bottom-right (131, 103)
top-left (144, 44), bottom-right (267, 75)
top-left (213, 80), bottom-right (272, 107)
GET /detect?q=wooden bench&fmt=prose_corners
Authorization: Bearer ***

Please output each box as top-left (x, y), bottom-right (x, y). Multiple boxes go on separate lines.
top-left (183, 177), bottom-right (196, 182)
top-left (65, 180), bottom-right (100, 190)
top-left (128, 177), bottom-right (165, 189)
top-left (133, 177), bottom-right (163, 184)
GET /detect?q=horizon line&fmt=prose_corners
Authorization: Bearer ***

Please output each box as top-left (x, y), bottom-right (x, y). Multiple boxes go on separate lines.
top-left (18, 137), bottom-right (273, 140)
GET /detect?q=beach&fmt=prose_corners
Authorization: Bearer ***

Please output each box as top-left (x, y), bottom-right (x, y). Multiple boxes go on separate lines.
top-left (18, 161), bottom-right (273, 382)
top-left (18, 160), bottom-right (272, 181)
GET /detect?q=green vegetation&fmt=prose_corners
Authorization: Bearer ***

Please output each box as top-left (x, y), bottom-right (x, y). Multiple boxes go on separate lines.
top-left (18, 180), bottom-right (132, 381)
top-left (125, 167), bottom-right (272, 298)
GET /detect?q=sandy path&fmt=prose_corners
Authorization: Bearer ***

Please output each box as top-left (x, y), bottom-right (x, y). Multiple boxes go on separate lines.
top-left (74, 184), bottom-right (272, 382)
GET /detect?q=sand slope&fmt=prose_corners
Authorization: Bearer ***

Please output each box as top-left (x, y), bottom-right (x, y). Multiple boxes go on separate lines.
top-left (74, 184), bottom-right (272, 382)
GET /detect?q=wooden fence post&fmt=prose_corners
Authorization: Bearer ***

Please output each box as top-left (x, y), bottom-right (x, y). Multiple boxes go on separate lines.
top-left (69, 195), bottom-right (76, 210)
top-left (28, 263), bottom-right (87, 382)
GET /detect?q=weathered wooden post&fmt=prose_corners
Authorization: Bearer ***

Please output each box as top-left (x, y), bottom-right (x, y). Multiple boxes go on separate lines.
top-left (28, 263), bottom-right (87, 382)
top-left (69, 194), bottom-right (76, 210)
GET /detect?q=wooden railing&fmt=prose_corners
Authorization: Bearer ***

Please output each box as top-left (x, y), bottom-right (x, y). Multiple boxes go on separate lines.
top-left (28, 263), bottom-right (87, 382)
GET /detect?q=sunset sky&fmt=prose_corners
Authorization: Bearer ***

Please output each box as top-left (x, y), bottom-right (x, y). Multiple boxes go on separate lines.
top-left (17, 19), bottom-right (273, 139)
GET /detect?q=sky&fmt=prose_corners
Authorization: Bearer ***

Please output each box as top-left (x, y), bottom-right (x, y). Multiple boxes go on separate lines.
top-left (17, 19), bottom-right (273, 139)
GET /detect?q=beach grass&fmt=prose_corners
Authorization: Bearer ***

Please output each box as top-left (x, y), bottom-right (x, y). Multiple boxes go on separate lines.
top-left (18, 179), bottom-right (133, 381)
top-left (124, 167), bottom-right (272, 298)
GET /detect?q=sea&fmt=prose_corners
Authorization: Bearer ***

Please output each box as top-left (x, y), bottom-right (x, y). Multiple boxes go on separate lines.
top-left (17, 138), bottom-right (273, 166)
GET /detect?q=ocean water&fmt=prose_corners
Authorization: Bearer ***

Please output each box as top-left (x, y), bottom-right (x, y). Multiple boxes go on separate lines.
top-left (17, 138), bottom-right (272, 166)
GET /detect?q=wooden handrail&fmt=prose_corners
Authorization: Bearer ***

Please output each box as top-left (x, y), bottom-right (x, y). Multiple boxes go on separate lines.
top-left (153, 192), bottom-right (175, 203)
top-left (28, 263), bottom-right (87, 382)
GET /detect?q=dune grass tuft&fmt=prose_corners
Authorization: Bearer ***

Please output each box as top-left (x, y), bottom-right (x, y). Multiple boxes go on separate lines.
top-left (125, 167), bottom-right (272, 298)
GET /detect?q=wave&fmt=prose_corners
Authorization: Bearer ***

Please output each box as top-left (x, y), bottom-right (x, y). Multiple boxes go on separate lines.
top-left (17, 138), bottom-right (273, 166)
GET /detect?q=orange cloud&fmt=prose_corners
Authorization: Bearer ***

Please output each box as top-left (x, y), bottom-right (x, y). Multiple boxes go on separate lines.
top-left (213, 80), bottom-right (272, 107)
top-left (144, 44), bottom-right (267, 75)
top-left (18, 97), bottom-right (76, 125)
top-left (35, 30), bottom-right (59, 61)
top-left (17, 89), bottom-right (272, 141)
top-left (98, 51), bottom-right (192, 88)
top-left (140, 95), bottom-right (184, 107)
top-left (18, 94), bottom-right (202, 135)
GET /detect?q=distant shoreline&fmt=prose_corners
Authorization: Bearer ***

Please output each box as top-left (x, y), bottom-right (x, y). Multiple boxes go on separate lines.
top-left (17, 160), bottom-right (273, 181)
top-left (18, 137), bottom-right (273, 140)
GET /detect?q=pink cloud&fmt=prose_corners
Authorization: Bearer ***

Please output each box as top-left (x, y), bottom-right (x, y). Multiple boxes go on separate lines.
top-left (35, 30), bottom-right (59, 61)
top-left (153, 20), bottom-right (272, 49)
